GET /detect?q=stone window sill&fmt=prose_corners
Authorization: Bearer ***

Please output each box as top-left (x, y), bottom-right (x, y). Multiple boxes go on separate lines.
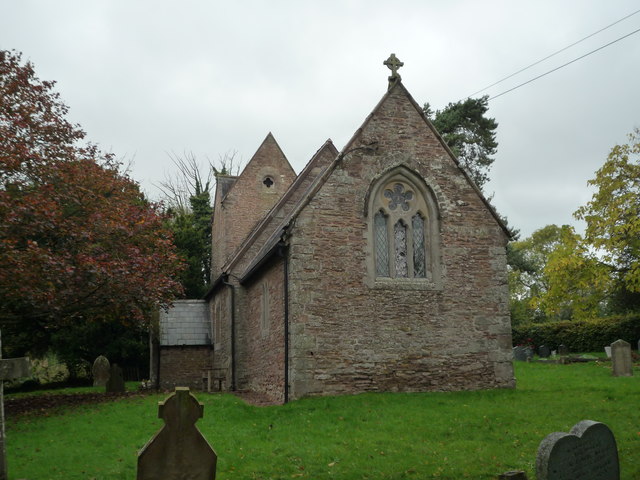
top-left (370, 277), bottom-right (442, 291)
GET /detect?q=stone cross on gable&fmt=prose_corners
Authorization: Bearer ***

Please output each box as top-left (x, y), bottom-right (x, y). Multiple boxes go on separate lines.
top-left (384, 53), bottom-right (404, 89)
top-left (0, 331), bottom-right (31, 480)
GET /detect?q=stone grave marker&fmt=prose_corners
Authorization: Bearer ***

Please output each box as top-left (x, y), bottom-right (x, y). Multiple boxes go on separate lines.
top-left (538, 345), bottom-right (551, 358)
top-left (513, 346), bottom-right (532, 361)
top-left (557, 344), bottom-right (569, 356)
top-left (137, 387), bottom-right (217, 480)
top-left (604, 346), bottom-right (612, 358)
top-left (105, 363), bottom-right (125, 393)
top-left (0, 331), bottom-right (31, 480)
top-left (92, 355), bottom-right (110, 387)
top-left (611, 339), bottom-right (633, 377)
top-left (536, 420), bottom-right (619, 480)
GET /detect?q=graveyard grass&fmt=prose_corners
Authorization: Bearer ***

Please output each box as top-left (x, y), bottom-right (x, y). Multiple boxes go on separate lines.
top-left (6, 361), bottom-right (640, 479)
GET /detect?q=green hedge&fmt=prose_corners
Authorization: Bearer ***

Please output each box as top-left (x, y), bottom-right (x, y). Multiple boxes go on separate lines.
top-left (512, 314), bottom-right (640, 353)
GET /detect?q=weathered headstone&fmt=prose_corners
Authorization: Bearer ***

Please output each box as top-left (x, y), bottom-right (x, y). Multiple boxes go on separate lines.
top-left (536, 420), bottom-right (619, 480)
top-left (513, 346), bottom-right (526, 361)
top-left (137, 387), bottom-right (217, 480)
top-left (0, 331), bottom-right (31, 480)
top-left (92, 355), bottom-right (110, 387)
top-left (557, 344), bottom-right (569, 356)
top-left (538, 345), bottom-right (551, 358)
top-left (611, 339), bottom-right (633, 377)
top-left (604, 346), bottom-right (612, 358)
top-left (105, 363), bottom-right (125, 393)
top-left (513, 346), bottom-right (533, 361)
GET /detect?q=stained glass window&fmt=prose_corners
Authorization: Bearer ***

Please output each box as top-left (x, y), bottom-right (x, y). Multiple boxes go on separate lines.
top-left (384, 183), bottom-right (413, 211)
top-left (412, 213), bottom-right (426, 278)
top-left (370, 171), bottom-right (438, 282)
top-left (394, 220), bottom-right (408, 277)
top-left (374, 211), bottom-right (389, 277)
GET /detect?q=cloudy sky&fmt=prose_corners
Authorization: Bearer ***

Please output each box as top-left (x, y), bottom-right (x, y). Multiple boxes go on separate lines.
top-left (3, 0), bottom-right (639, 238)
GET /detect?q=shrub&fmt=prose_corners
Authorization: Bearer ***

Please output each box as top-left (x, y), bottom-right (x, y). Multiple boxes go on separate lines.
top-left (512, 314), bottom-right (640, 352)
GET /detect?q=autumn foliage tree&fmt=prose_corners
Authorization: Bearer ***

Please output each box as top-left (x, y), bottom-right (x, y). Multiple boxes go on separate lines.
top-left (517, 130), bottom-right (640, 322)
top-left (0, 50), bottom-right (183, 359)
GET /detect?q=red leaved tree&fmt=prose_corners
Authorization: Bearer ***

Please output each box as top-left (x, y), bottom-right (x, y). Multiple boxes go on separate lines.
top-left (0, 50), bottom-right (183, 358)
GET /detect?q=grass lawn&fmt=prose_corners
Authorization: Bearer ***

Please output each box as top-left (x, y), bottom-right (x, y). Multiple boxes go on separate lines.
top-left (6, 360), bottom-right (640, 479)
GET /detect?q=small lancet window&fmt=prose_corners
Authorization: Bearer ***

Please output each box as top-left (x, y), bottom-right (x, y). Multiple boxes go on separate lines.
top-left (412, 213), bottom-right (426, 278)
top-left (394, 220), bottom-right (408, 278)
top-left (263, 176), bottom-right (274, 188)
top-left (374, 211), bottom-right (389, 277)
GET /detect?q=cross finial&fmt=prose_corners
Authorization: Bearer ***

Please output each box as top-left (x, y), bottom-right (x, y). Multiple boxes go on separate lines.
top-left (383, 53), bottom-right (404, 89)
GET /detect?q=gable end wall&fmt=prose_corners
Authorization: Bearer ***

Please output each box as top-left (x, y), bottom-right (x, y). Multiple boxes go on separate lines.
top-left (286, 86), bottom-right (513, 399)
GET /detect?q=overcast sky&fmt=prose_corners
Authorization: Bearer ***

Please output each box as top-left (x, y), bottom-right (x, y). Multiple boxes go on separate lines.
top-left (3, 1), bottom-right (639, 238)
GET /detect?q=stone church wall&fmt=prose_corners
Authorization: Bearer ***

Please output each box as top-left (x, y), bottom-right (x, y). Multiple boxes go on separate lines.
top-left (236, 258), bottom-right (286, 403)
top-left (286, 86), bottom-right (513, 399)
top-left (158, 346), bottom-right (214, 390)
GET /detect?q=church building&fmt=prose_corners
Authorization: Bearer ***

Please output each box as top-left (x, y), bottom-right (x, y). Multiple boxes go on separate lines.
top-left (156, 56), bottom-right (515, 403)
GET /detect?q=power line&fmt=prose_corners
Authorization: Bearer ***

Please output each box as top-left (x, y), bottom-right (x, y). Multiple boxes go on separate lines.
top-left (464, 8), bottom-right (640, 100)
top-left (487, 25), bottom-right (640, 101)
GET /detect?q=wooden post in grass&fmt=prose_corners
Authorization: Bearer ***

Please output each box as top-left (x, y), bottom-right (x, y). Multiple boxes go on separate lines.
top-left (0, 330), bottom-right (31, 480)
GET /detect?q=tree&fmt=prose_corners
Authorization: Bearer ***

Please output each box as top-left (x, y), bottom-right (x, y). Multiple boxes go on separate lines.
top-left (0, 50), bottom-right (183, 356)
top-left (530, 130), bottom-right (640, 321)
top-left (424, 95), bottom-right (498, 189)
top-left (537, 226), bottom-right (608, 320)
top-left (575, 128), bottom-right (640, 311)
top-left (507, 224), bottom-right (568, 323)
top-left (158, 152), bottom-right (240, 298)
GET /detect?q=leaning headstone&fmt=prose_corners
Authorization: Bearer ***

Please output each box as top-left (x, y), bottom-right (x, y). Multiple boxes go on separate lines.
top-left (105, 363), bottom-right (125, 393)
top-left (137, 387), bottom-right (217, 480)
top-left (557, 344), bottom-right (568, 356)
top-left (0, 331), bottom-right (31, 480)
top-left (536, 420), bottom-right (619, 480)
top-left (538, 345), bottom-right (551, 358)
top-left (513, 346), bottom-right (527, 361)
top-left (92, 355), bottom-right (110, 387)
top-left (611, 339), bottom-right (633, 377)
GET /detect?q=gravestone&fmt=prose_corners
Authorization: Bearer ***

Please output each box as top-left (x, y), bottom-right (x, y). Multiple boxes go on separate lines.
top-left (513, 346), bottom-right (526, 361)
top-left (604, 346), bottom-right (612, 358)
top-left (105, 364), bottom-right (125, 393)
top-left (92, 355), bottom-right (110, 387)
top-left (538, 345), bottom-right (551, 358)
top-left (557, 344), bottom-right (569, 356)
top-left (513, 346), bottom-right (533, 361)
top-left (536, 420), bottom-right (619, 480)
top-left (611, 339), bottom-right (633, 377)
top-left (0, 331), bottom-right (31, 480)
top-left (137, 387), bottom-right (217, 480)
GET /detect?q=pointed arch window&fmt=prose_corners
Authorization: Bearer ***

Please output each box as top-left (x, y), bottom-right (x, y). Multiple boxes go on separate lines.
top-left (368, 168), bottom-right (440, 285)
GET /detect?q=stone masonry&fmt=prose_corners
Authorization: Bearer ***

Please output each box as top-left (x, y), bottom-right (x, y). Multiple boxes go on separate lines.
top-left (162, 68), bottom-right (515, 403)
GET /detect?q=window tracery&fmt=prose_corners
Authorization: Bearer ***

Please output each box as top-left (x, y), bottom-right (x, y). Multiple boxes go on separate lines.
top-left (368, 168), bottom-right (439, 284)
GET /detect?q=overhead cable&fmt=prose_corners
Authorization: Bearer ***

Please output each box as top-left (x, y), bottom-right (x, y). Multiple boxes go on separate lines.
top-left (488, 26), bottom-right (640, 101)
top-left (464, 8), bottom-right (640, 100)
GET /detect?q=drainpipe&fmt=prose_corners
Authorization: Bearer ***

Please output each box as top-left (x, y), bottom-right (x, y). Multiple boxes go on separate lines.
top-left (278, 243), bottom-right (290, 403)
top-left (222, 274), bottom-right (236, 391)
